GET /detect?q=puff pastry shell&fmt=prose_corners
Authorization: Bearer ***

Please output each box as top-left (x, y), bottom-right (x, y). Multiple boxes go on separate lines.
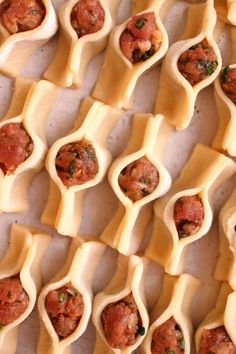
top-left (145, 144), bottom-right (236, 275)
top-left (37, 237), bottom-right (106, 354)
top-left (41, 96), bottom-right (122, 237)
top-left (195, 282), bottom-right (236, 351)
top-left (0, 76), bottom-right (58, 213)
top-left (92, 0), bottom-right (169, 109)
top-left (141, 273), bottom-right (200, 354)
top-left (0, 223), bottom-right (50, 354)
top-left (44, 0), bottom-right (120, 88)
top-left (154, 0), bottom-right (222, 130)
top-left (100, 113), bottom-right (172, 255)
top-left (0, 0), bottom-right (58, 77)
top-left (92, 254), bottom-right (149, 354)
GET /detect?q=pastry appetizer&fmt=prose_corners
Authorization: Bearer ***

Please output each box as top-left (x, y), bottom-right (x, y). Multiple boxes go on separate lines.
top-left (145, 144), bottom-right (236, 275)
top-left (141, 273), bottom-right (200, 354)
top-left (0, 76), bottom-right (58, 213)
top-left (41, 96), bottom-right (122, 237)
top-left (195, 282), bottom-right (236, 353)
top-left (92, 255), bottom-right (149, 353)
top-left (212, 28), bottom-right (236, 156)
top-left (44, 0), bottom-right (120, 88)
top-left (215, 184), bottom-right (236, 290)
top-left (37, 237), bottom-right (105, 354)
top-left (92, 0), bottom-right (169, 109)
top-left (215, 0), bottom-right (236, 25)
top-left (0, 0), bottom-right (57, 77)
top-left (0, 223), bottom-right (50, 354)
top-left (100, 113), bottom-right (172, 255)
top-left (154, 0), bottom-right (221, 130)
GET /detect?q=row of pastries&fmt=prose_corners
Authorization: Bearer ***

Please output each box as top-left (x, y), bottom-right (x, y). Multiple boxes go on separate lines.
top-left (0, 0), bottom-right (236, 353)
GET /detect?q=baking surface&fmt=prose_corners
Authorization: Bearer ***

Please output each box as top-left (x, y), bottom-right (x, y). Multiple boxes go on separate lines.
top-left (0, 0), bottom-right (235, 353)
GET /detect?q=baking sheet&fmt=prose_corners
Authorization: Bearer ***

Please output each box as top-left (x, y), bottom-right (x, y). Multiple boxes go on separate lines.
top-left (0, 0), bottom-right (235, 353)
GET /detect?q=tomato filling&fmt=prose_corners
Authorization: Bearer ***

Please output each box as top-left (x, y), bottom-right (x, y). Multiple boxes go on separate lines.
top-left (198, 326), bottom-right (236, 354)
top-left (220, 66), bottom-right (236, 104)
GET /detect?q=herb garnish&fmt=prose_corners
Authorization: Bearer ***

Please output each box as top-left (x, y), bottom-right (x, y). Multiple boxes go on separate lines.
top-left (59, 292), bottom-right (65, 302)
top-left (206, 61), bottom-right (218, 76)
top-left (141, 45), bottom-right (155, 61)
top-left (137, 326), bottom-right (145, 335)
top-left (68, 160), bottom-right (75, 176)
top-left (220, 65), bottom-right (230, 84)
top-left (179, 338), bottom-right (185, 350)
top-left (165, 349), bottom-right (175, 354)
top-left (31, 9), bottom-right (39, 15)
top-left (85, 147), bottom-right (95, 161)
top-left (143, 177), bottom-right (151, 185)
top-left (135, 18), bottom-right (147, 29)
top-left (142, 189), bottom-right (150, 197)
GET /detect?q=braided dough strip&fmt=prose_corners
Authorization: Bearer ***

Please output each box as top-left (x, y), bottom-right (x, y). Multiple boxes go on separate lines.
top-left (44, 0), bottom-right (121, 88)
top-left (154, 0), bottom-right (222, 130)
top-left (195, 282), bottom-right (236, 351)
top-left (0, 223), bottom-right (50, 354)
top-left (92, 0), bottom-right (169, 109)
top-left (37, 237), bottom-right (106, 354)
top-left (0, 0), bottom-right (58, 78)
top-left (92, 255), bottom-right (149, 354)
top-left (41, 96), bottom-right (122, 237)
top-left (145, 144), bottom-right (236, 275)
top-left (141, 273), bottom-right (200, 354)
top-left (0, 77), bottom-right (58, 213)
top-left (100, 113), bottom-right (172, 255)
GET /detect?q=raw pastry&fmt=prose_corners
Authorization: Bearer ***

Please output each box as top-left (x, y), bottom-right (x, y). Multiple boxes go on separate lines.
top-left (41, 96), bottom-right (122, 237)
top-left (100, 113), bottom-right (172, 255)
top-left (212, 27), bottom-right (236, 156)
top-left (0, 223), bottom-right (51, 354)
top-left (92, 0), bottom-right (169, 109)
top-left (37, 237), bottom-right (106, 354)
top-left (44, 0), bottom-right (120, 88)
top-left (141, 273), bottom-right (200, 354)
top-left (0, 0), bottom-right (58, 77)
top-left (145, 144), bottom-right (236, 275)
top-left (215, 0), bottom-right (236, 25)
top-left (154, 0), bottom-right (222, 130)
top-left (92, 254), bottom-right (149, 353)
top-left (195, 282), bottom-right (236, 353)
top-left (0, 76), bottom-right (58, 213)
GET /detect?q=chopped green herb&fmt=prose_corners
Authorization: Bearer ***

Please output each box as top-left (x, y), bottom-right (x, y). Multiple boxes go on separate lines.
top-left (137, 326), bottom-right (145, 336)
top-left (179, 338), bottom-right (185, 350)
top-left (135, 18), bottom-right (147, 29)
top-left (31, 9), bottom-right (39, 14)
top-left (68, 160), bottom-right (76, 176)
top-left (189, 44), bottom-right (198, 50)
top-left (197, 58), bottom-right (206, 70)
top-left (165, 349), bottom-right (175, 354)
top-left (142, 189), bottom-right (150, 197)
top-left (220, 65), bottom-right (230, 83)
top-left (74, 151), bottom-right (80, 158)
top-left (85, 147), bottom-right (95, 161)
top-left (141, 45), bottom-right (155, 61)
top-left (206, 61), bottom-right (217, 76)
top-left (59, 292), bottom-right (65, 302)
top-left (7, 291), bottom-right (11, 299)
top-left (143, 177), bottom-right (151, 185)
top-left (122, 187), bottom-right (127, 193)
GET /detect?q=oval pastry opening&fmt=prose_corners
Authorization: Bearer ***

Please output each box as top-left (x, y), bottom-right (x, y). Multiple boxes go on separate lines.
top-left (220, 66), bottom-right (236, 104)
top-left (177, 39), bottom-right (218, 86)
top-left (70, 0), bottom-right (105, 38)
top-left (0, 122), bottom-right (34, 175)
top-left (119, 12), bottom-right (162, 64)
top-left (0, 0), bottom-right (46, 35)
top-left (118, 156), bottom-right (159, 202)
top-left (173, 194), bottom-right (204, 239)
top-left (198, 326), bottom-right (236, 354)
top-left (45, 284), bottom-right (84, 338)
top-left (0, 274), bottom-right (29, 325)
top-left (151, 317), bottom-right (185, 354)
top-left (101, 293), bottom-right (145, 349)
top-left (55, 140), bottom-right (99, 188)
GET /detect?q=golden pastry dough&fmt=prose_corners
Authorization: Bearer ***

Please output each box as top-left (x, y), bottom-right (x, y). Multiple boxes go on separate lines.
top-left (141, 273), bottom-right (200, 354)
top-left (92, 254), bottom-right (149, 354)
top-left (154, 0), bottom-right (222, 130)
top-left (145, 144), bottom-right (236, 275)
top-left (41, 96), bottom-right (122, 237)
top-left (92, 0), bottom-right (169, 109)
top-left (0, 0), bottom-right (58, 78)
top-left (195, 282), bottom-right (236, 351)
top-left (212, 28), bottom-right (236, 156)
top-left (100, 113), bottom-right (172, 256)
top-left (37, 237), bottom-right (106, 354)
top-left (0, 76), bottom-right (58, 213)
top-left (44, 0), bottom-right (120, 88)
top-left (215, 0), bottom-right (236, 25)
top-left (0, 223), bottom-right (51, 354)
top-left (215, 185), bottom-right (236, 290)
